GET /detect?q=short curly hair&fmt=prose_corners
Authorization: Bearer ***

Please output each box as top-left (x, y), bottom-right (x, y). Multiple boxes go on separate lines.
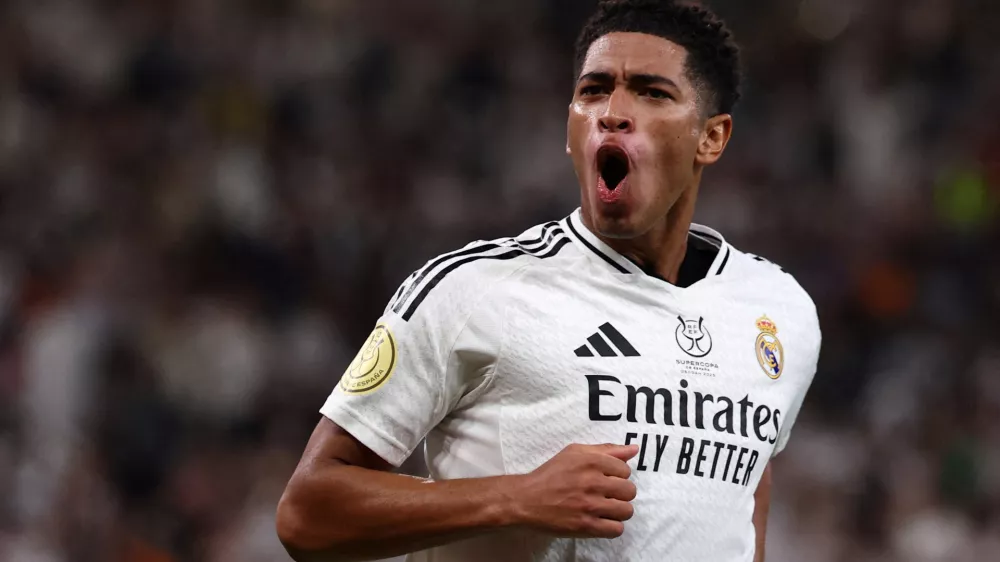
top-left (574, 0), bottom-right (742, 116)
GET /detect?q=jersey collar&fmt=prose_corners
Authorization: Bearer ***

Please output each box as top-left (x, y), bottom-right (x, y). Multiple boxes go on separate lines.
top-left (562, 208), bottom-right (732, 282)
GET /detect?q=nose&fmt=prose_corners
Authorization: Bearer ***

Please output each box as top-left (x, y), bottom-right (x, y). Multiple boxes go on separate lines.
top-left (598, 114), bottom-right (634, 133)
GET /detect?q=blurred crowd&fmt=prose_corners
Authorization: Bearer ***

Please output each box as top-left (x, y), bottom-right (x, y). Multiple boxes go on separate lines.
top-left (0, 0), bottom-right (998, 561)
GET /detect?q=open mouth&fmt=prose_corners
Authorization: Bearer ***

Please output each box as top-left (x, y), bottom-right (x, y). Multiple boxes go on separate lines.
top-left (597, 145), bottom-right (630, 191)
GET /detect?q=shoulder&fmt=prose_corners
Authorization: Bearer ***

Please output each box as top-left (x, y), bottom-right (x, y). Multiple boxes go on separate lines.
top-left (386, 220), bottom-right (575, 323)
top-left (725, 245), bottom-right (821, 339)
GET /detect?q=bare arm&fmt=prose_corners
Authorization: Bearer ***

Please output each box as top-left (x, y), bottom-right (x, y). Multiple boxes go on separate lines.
top-left (276, 418), bottom-right (638, 562)
top-left (276, 418), bottom-right (517, 562)
top-left (753, 462), bottom-right (773, 562)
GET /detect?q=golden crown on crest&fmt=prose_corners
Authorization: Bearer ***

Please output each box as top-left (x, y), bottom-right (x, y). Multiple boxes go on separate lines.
top-left (755, 315), bottom-right (778, 335)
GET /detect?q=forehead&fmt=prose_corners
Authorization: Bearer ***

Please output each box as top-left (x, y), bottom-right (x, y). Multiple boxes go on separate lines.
top-left (581, 32), bottom-right (690, 83)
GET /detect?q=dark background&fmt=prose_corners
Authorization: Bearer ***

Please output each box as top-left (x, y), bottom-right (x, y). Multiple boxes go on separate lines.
top-left (0, 0), bottom-right (997, 560)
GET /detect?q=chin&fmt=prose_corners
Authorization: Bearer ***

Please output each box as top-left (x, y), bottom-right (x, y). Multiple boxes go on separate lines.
top-left (591, 204), bottom-right (642, 239)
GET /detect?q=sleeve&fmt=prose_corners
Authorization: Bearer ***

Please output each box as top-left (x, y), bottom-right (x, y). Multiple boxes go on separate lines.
top-left (319, 258), bottom-right (505, 467)
top-left (771, 301), bottom-right (821, 457)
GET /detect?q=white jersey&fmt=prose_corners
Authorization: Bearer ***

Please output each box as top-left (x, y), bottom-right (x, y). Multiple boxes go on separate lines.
top-left (320, 209), bottom-right (821, 562)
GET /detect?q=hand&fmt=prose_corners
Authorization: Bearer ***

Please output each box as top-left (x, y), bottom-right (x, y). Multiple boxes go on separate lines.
top-left (509, 443), bottom-right (639, 539)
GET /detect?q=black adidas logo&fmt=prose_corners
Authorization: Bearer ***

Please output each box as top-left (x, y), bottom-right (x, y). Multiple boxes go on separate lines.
top-left (574, 323), bottom-right (640, 357)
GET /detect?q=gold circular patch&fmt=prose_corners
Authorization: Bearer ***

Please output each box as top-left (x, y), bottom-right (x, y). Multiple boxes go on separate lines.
top-left (339, 324), bottom-right (396, 394)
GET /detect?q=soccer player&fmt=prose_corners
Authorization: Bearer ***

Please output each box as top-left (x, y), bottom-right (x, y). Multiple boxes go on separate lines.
top-left (276, 1), bottom-right (820, 560)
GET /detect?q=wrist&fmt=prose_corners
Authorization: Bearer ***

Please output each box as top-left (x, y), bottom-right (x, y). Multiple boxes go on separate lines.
top-left (486, 474), bottom-right (530, 529)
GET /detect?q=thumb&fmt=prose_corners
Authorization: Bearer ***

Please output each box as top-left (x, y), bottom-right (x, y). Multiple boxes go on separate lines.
top-left (594, 443), bottom-right (640, 461)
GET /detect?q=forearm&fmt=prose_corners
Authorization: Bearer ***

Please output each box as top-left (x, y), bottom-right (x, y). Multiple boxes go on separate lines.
top-left (277, 460), bottom-right (522, 562)
top-left (752, 463), bottom-right (772, 562)
top-left (754, 539), bottom-right (765, 562)
top-left (753, 502), bottom-right (768, 562)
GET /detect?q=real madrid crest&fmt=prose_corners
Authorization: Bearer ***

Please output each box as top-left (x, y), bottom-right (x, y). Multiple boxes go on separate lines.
top-left (755, 315), bottom-right (784, 379)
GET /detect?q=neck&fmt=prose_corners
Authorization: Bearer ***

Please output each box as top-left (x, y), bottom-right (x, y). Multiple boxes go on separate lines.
top-left (594, 185), bottom-right (700, 284)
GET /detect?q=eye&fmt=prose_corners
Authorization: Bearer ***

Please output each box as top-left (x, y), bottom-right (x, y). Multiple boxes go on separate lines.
top-left (579, 84), bottom-right (608, 97)
top-left (643, 88), bottom-right (671, 100)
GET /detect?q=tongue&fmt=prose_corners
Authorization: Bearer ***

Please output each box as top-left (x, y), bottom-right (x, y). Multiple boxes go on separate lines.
top-left (598, 174), bottom-right (626, 203)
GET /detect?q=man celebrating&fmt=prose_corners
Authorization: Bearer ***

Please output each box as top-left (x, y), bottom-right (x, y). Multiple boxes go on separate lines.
top-left (277, 1), bottom-right (820, 560)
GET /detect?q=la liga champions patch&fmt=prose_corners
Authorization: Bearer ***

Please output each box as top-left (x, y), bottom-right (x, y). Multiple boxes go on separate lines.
top-left (340, 324), bottom-right (397, 394)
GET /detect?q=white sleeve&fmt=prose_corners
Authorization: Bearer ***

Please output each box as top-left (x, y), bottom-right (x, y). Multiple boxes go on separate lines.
top-left (319, 258), bottom-right (505, 467)
top-left (772, 303), bottom-right (821, 457)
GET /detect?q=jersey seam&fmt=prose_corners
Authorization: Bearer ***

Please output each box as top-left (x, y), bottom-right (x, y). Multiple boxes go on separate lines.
top-left (487, 259), bottom-right (568, 475)
top-left (436, 253), bottom-right (573, 421)
top-left (495, 291), bottom-right (511, 475)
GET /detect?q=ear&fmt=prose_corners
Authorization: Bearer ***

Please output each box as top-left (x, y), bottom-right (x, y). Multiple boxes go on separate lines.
top-left (695, 114), bottom-right (733, 166)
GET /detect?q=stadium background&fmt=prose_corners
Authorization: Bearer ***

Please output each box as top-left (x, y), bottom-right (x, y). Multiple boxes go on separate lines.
top-left (0, 0), bottom-right (998, 560)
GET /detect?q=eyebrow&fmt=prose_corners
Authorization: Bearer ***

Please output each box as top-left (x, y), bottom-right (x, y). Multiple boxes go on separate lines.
top-left (578, 71), bottom-right (679, 90)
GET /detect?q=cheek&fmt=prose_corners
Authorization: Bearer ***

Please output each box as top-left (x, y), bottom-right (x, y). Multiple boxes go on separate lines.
top-left (641, 131), bottom-right (683, 174)
top-left (633, 121), bottom-right (699, 203)
top-left (650, 121), bottom-right (699, 163)
top-left (566, 115), bottom-right (585, 153)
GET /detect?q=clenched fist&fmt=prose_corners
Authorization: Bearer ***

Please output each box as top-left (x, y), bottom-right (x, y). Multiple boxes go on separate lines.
top-left (509, 443), bottom-right (639, 539)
